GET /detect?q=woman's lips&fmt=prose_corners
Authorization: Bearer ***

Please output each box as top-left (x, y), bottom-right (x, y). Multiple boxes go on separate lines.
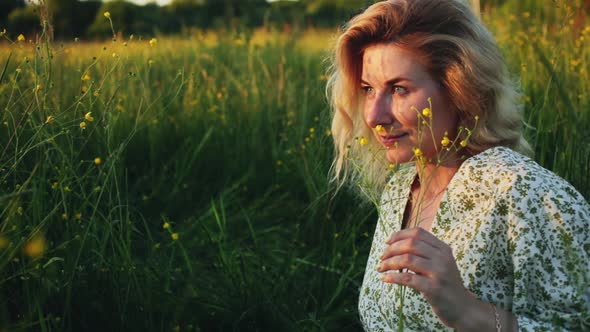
top-left (379, 133), bottom-right (408, 146)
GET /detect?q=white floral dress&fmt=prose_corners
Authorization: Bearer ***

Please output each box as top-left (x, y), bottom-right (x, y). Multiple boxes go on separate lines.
top-left (359, 146), bottom-right (590, 331)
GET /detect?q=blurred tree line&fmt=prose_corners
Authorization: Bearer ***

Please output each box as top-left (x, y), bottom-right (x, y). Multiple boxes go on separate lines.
top-left (0, 0), bottom-right (372, 40)
top-left (1, 0), bottom-right (589, 40)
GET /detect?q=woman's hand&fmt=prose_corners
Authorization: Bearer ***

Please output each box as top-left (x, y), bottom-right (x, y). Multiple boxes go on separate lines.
top-left (376, 227), bottom-right (499, 330)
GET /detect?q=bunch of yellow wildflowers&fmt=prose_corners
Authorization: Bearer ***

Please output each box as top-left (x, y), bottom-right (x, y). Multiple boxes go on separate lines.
top-left (347, 97), bottom-right (479, 331)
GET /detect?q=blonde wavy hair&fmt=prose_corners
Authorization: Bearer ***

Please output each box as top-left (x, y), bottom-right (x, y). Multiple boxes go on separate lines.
top-left (326, 0), bottom-right (531, 192)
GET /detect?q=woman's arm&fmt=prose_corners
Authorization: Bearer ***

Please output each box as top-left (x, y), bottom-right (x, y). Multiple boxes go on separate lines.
top-left (505, 181), bottom-right (590, 331)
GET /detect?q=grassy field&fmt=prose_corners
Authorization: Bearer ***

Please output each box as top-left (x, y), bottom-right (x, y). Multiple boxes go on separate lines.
top-left (0, 2), bottom-right (589, 331)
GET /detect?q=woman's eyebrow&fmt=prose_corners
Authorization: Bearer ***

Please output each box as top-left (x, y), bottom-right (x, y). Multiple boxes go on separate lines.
top-left (360, 77), bottom-right (413, 85)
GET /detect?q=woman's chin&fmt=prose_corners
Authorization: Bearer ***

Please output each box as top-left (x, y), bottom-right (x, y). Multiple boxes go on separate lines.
top-left (385, 150), bottom-right (413, 164)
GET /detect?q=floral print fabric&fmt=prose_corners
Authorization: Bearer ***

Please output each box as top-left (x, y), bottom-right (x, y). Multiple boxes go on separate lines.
top-left (359, 146), bottom-right (590, 331)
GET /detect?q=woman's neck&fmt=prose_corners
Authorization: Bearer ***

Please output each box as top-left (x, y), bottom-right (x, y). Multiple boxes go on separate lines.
top-left (414, 161), bottom-right (461, 199)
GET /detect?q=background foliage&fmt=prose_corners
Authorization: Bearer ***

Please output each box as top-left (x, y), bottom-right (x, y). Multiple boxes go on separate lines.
top-left (2, 0), bottom-right (586, 40)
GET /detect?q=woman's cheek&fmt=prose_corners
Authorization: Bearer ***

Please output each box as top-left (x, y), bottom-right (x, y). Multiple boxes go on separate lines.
top-left (395, 105), bottom-right (418, 125)
top-left (392, 102), bottom-right (408, 118)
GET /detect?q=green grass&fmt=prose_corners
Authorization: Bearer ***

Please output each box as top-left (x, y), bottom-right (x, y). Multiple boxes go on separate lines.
top-left (0, 2), bottom-right (588, 331)
top-left (0, 29), bottom-right (377, 331)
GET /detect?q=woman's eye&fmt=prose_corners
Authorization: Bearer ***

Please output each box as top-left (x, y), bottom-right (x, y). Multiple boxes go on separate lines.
top-left (392, 86), bottom-right (407, 95)
top-left (361, 86), bottom-right (374, 96)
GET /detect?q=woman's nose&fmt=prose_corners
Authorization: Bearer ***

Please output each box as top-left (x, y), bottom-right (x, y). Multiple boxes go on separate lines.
top-left (364, 93), bottom-right (393, 129)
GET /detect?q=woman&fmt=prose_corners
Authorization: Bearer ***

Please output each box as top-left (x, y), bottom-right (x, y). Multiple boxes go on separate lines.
top-left (326, 0), bottom-right (590, 331)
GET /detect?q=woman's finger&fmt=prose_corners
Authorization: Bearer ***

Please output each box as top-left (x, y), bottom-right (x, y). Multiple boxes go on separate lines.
top-left (381, 270), bottom-right (430, 293)
top-left (380, 236), bottom-right (433, 261)
top-left (377, 253), bottom-right (433, 276)
top-left (386, 227), bottom-right (444, 249)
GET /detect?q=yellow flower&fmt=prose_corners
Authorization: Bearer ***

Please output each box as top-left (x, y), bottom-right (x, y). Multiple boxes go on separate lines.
top-left (422, 107), bottom-right (432, 118)
top-left (62, 213), bottom-right (69, 220)
top-left (325, 129), bottom-right (332, 136)
top-left (0, 236), bottom-right (9, 249)
top-left (84, 112), bottom-right (94, 122)
top-left (171, 233), bottom-right (179, 240)
top-left (64, 186), bottom-right (71, 192)
top-left (148, 59), bottom-right (155, 66)
top-left (388, 163), bottom-right (396, 170)
top-left (375, 124), bottom-right (385, 134)
top-left (45, 115), bottom-right (55, 124)
top-left (163, 222), bottom-right (170, 229)
top-left (460, 140), bottom-right (467, 147)
top-left (359, 137), bottom-right (368, 146)
top-left (52, 182), bottom-right (59, 189)
top-left (149, 38), bottom-right (158, 47)
top-left (23, 235), bottom-right (47, 258)
top-left (82, 74), bottom-right (91, 81)
top-left (17, 34), bottom-right (25, 42)
top-left (413, 147), bottom-right (423, 157)
top-left (80, 121), bottom-right (87, 129)
top-left (94, 157), bottom-right (101, 165)
top-left (103, 11), bottom-right (111, 18)
top-left (441, 136), bottom-right (450, 147)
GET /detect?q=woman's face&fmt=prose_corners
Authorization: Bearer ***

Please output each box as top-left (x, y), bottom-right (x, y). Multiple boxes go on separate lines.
top-left (361, 43), bottom-right (458, 164)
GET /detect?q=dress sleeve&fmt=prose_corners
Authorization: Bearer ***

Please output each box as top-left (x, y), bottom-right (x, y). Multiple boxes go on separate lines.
top-left (504, 175), bottom-right (590, 331)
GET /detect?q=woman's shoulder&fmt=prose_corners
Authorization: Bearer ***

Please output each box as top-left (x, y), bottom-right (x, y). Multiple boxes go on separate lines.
top-left (461, 146), bottom-right (585, 201)
top-left (464, 146), bottom-right (540, 177)
top-left (459, 146), bottom-right (589, 227)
